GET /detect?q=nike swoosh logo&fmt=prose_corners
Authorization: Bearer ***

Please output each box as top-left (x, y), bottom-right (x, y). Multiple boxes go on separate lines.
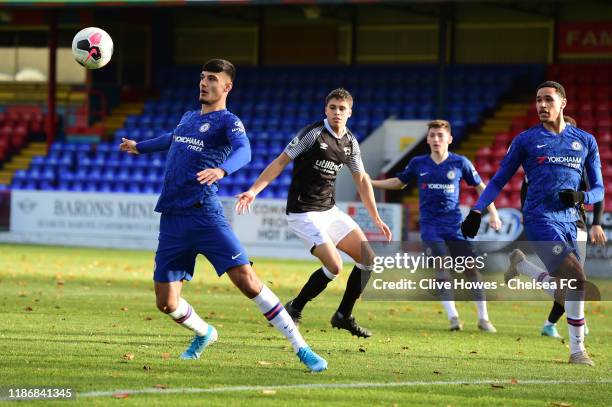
top-left (420, 172), bottom-right (428, 176)
top-left (537, 144), bottom-right (547, 148)
top-left (231, 253), bottom-right (242, 260)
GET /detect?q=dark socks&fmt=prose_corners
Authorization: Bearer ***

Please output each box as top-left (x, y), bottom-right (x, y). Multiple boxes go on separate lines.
top-left (337, 265), bottom-right (371, 317)
top-left (292, 268), bottom-right (333, 311)
top-left (548, 301), bottom-right (565, 324)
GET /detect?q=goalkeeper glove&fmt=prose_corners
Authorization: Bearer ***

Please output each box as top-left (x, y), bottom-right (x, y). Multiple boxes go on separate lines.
top-left (461, 210), bottom-right (482, 238)
top-left (558, 190), bottom-right (585, 207)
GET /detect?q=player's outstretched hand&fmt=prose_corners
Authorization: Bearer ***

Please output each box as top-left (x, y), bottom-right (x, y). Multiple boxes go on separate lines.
top-left (488, 214), bottom-right (502, 231)
top-left (119, 138), bottom-right (139, 154)
top-left (197, 168), bottom-right (225, 185)
top-left (558, 189), bottom-right (585, 207)
top-left (461, 210), bottom-right (482, 238)
top-left (590, 225), bottom-right (607, 246)
top-left (375, 218), bottom-right (392, 241)
top-left (235, 190), bottom-right (256, 215)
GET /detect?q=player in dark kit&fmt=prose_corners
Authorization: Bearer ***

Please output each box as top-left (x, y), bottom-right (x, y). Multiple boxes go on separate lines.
top-left (461, 81), bottom-right (604, 365)
top-left (236, 88), bottom-right (392, 338)
top-left (119, 59), bottom-right (326, 372)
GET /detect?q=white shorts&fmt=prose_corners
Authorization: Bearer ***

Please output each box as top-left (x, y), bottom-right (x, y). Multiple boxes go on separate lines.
top-left (286, 206), bottom-right (360, 251)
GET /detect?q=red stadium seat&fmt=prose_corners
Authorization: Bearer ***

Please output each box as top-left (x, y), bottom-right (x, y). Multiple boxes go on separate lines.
top-left (508, 176), bottom-right (523, 192)
top-left (495, 194), bottom-right (511, 208)
top-left (598, 132), bottom-right (611, 144)
top-left (492, 147), bottom-right (506, 160)
top-left (460, 193), bottom-right (476, 206)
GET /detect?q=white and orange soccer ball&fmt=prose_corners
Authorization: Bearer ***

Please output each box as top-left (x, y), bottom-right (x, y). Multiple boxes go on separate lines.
top-left (72, 27), bottom-right (113, 69)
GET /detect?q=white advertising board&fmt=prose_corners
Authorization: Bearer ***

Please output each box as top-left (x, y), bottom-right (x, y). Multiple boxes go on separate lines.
top-left (1, 191), bottom-right (403, 259)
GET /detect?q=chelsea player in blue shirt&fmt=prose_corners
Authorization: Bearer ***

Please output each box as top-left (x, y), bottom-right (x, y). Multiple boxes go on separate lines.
top-left (119, 59), bottom-right (326, 372)
top-left (461, 81), bottom-right (605, 365)
top-left (372, 120), bottom-right (502, 332)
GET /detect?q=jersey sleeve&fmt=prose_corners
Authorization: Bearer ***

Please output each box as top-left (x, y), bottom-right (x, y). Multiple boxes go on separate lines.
top-left (344, 137), bottom-right (365, 173)
top-left (136, 112), bottom-right (191, 153)
top-left (461, 156), bottom-right (482, 186)
top-left (284, 125), bottom-right (320, 159)
top-left (396, 158), bottom-right (418, 184)
top-left (219, 115), bottom-right (251, 176)
top-left (474, 135), bottom-right (525, 211)
top-left (583, 134), bottom-right (604, 205)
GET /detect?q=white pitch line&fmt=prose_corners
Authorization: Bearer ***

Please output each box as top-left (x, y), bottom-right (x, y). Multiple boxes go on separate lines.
top-left (79, 379), bottom-right (612, 398)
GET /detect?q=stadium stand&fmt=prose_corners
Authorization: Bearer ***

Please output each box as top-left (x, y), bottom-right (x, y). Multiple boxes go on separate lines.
top-left (461, 64), bottom-right (612, 210)
top-left (9, 64), bottom-right (545, 197)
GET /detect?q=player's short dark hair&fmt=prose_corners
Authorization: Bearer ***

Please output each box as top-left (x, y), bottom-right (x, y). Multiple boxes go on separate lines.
top-left (537, 81), bottom-right (566, 98)
top-left (202, 59), bottom-right (236, 81)
top-left (427, 119), bottom-right (451, 133)
top-left (564, 115), bottom-right (577, 126)
top-left (325, 88), bottom-right (353, 107)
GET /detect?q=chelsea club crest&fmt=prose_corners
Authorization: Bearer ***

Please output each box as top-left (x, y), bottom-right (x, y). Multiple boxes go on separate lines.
top-left (199, 123), bottom-right (210, 133)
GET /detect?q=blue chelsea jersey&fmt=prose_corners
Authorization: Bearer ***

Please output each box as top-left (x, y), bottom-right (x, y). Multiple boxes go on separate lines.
top-left (474, 124), bottom-right (602, 223)
top-left (154, 109), bottom-right (248, 215)
top-left (397, 153), bottom-right (482, 227)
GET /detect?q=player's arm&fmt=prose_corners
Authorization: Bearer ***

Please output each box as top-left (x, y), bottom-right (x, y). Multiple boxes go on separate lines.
top-left (475, 182), bottom-right (502, 230)
top-left (352, 171), bottom-right (392, 241)
top-left (198, 118), bottom-right (251, 185)
top-left (236, 126), bottom-right (318, 214)
top-left (251, 152), bottom-right (291, 194)
top-left (372, 158), bottom-right (416, 191)
top-left (348, 140), bottom-right (392, 241)
top-left (119, 133), bottom-right (172, 154)
top-left (581, 138), bottom-right (604, 204)
top-left (558, 138), bottom-right (604, 207)
top-left (461, 139), bottom-right (524, 237)
top-left (371, 177), bottom-right (406, 190)
top-left (235, 152), bottom-right (291, 214)
top-left (591, 200), bottom-right (606, 246)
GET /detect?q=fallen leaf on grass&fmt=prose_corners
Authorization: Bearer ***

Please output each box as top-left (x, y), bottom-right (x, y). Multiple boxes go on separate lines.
top-left (112, 393), bottom-right (129, 399)
top-left (24, 306), bottom-right (33, 311)
top-left (56, 281), bottom-right (65, 286)
top-left (261, 390), bottom-right (276, 395)
top-left (123, 353), bottom-right (135, 361)
top-left (258, 360), bottom-right (272, 366)
top-left (162, 353), bottom-right (170, 360)
top-left (550, 402), bottom-right (572, 407)
top-left (120, 307), bottom-right (128, 311)
top-left (153, 384), bottom-right (168, 389)
top-left (144, 316), bottom-right (153, 321)
top-left (491, 384), bottom-right (505, 389)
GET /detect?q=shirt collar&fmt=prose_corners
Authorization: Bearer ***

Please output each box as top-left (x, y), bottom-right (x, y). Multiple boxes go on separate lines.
top-left (323, 118), bottom-right (347, 139)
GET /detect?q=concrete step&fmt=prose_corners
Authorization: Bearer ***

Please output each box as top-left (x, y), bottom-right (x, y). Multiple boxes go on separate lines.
top-left (4, 162), bottom-right (29, 171)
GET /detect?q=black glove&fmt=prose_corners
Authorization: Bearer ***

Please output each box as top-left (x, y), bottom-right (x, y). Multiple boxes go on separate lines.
top-left (558, 190), bottom-right (585, 207)
top-left (461, 210), bottom-right (482, 238)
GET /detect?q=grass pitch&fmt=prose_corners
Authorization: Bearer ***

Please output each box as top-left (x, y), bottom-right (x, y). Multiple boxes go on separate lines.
top-left (0, 243), bottom-right (610, 406)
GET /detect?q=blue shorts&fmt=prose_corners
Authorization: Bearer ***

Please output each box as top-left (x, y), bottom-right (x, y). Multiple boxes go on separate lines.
top-left (524, 220), bottom-right (578, 276)
top-left (421, 224), bottom-right (477, 258)
top-left (153, 213), bottom-right (250, 283)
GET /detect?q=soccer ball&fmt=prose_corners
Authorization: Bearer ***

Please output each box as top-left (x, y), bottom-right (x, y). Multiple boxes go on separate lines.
top-left (72, 27), bottom-right (113, 69)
